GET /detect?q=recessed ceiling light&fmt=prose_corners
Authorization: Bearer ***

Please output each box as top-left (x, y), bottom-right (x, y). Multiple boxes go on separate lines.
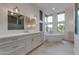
top-left (52, 8), bottom-right (55, 10)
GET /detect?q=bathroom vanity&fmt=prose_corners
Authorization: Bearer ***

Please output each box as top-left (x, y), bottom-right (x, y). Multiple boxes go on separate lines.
top-left (0, 31), bottom-right (44, 55)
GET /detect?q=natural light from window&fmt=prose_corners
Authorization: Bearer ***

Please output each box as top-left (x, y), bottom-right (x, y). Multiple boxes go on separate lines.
top-left (44, 13), bottom-right (65, 33)
top-left (44, 16), bottom-right (53, 33)
top-left (48, 16), bottom-right (53, 23)
top-left (57, 13), bottom-right (65, 32)
top-left (58, 13), bottom-right (65, 22)
top-left (58, 23), bottom-right (64, 32)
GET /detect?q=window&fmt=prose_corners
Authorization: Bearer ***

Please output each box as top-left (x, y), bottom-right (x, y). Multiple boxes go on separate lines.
top-left (48, 16), bottom-right (53, 23)
top-left (57, 13), bottom-right (65, 32)
top-left (45, 16), bottom-right (47, 23)
top-left (58, 23), bottom-right (64, 32)
top-left (45, 15), bottom-right (53, 33)
top-left (58, 13), bottom-right (65, 22)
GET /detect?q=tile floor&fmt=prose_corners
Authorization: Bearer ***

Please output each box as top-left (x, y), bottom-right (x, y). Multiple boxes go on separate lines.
top-left (29, 40), bottom-right (75, 55)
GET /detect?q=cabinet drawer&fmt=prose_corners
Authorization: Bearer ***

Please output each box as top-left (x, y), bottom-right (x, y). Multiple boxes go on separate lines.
top-left (0, 39), bottom-right (26, 55)
top-left (0, 41), bottom-right (19, 52)
top-left (33, 33), bottom-right (41, 37)
top-left (0, 37), bottom-right (18, 44)
top-left (32, 35), bottom-right (43, 48)
top-left (9, 46), bottom-right (26, 55)
top-left (33, 33), bottom-right (44, 39)
top-left (17, 39), bottom-right (26, 47)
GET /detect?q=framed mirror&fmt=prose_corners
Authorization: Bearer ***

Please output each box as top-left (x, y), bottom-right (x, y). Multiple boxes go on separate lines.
top-left (25, 16), bottom-right (36, 30)
top-left (8, 11), bottom-right (24, 30)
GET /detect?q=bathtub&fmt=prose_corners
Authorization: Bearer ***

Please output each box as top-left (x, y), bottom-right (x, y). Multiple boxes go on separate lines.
top-left (44, 33), bottom-right (64, 42)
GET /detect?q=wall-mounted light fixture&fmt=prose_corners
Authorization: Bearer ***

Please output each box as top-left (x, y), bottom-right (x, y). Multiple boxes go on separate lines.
top-left (13, 6), bottom-right (20, 13)
top-left (52, 8), bottom-right (55, 10)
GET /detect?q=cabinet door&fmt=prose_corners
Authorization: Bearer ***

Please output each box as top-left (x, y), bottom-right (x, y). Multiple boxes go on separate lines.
top-left (32, 33), bottom-right (44, 49)
top-left (7, 37), bottom-right (27, 55)
top-left (39, 33), bottom-right (44, 42)
top-left (9, 46), bottom-right (26, 55)
top-left (31, 36), bottom-right (38, 49)
top-left (25, 36), bottom-right (32, 53)
top-left (9, 35), bottom-right (33, 55)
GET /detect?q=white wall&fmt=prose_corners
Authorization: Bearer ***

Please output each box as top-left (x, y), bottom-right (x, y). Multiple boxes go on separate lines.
top-left (52, 12), bottom-right (58, 33)
top-left (64, 4), bottom-right (75, 41)
top-left (0, 3), bottom-right (40, 35)
top-left (74, 35), bottom-right (79, 54)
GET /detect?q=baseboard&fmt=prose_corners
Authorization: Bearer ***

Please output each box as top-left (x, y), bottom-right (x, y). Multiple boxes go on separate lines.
top-left (73, 48), bottom-right (79, 55)
top-left (63, 39), bottom-right (74, 43)
top-left (26, 41), bottom-right (45, 55)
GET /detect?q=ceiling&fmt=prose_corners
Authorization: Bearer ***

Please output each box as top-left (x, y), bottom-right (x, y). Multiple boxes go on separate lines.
top-left (36, 3), bottom-right (74, 15)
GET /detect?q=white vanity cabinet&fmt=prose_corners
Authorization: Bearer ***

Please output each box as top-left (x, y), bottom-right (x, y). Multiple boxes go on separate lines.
top-left (0, 36), bottom-right (26, 55)
top-left (8, 36), bottom-right (27, 55)
top-left (25, 35), bottom-right (33, 53)
top-left (0, 32), bottom-right (44, 55)
top-left (31, 33), bottom-right (44, 49)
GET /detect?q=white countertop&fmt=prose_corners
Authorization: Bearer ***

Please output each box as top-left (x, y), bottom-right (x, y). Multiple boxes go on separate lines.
top-left (0, 31), bottom-right (41, 39)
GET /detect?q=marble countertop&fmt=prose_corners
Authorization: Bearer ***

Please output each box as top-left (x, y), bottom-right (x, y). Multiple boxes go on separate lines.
top-left (0, 31), bottom-right (41, 39)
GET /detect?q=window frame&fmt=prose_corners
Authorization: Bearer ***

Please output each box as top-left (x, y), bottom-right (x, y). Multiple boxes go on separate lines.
top-left (44, 15), bottom-right (53, 33)
top-left (57, 12), bottom-right (65, 33)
